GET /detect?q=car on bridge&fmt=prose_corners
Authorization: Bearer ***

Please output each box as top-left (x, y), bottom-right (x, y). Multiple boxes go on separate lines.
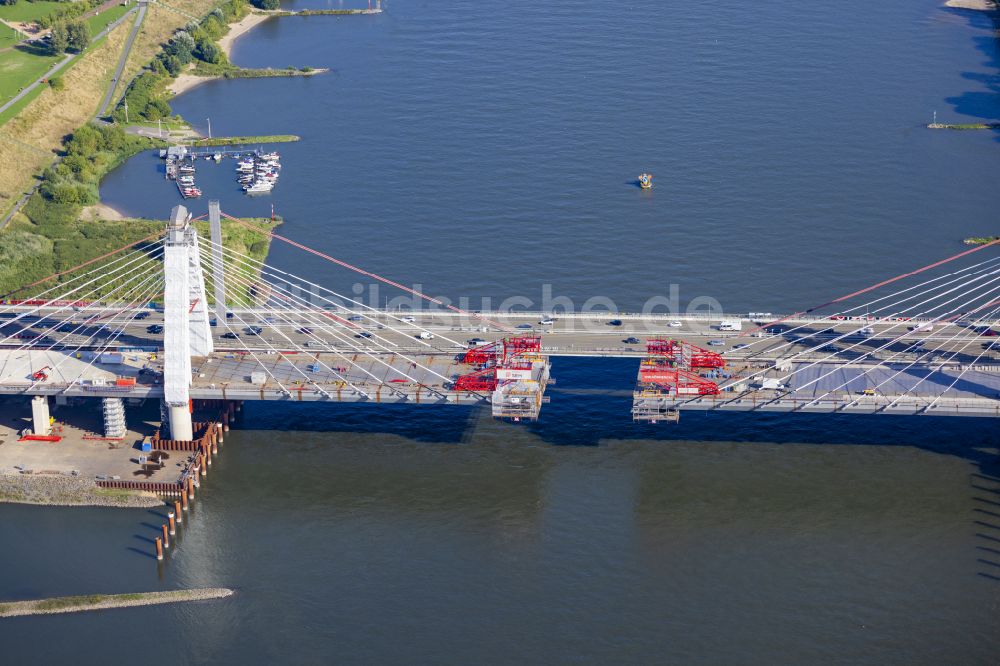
top-left (539, 318), bottom-right (555, 325)
top-left (516, 324), bottom-right (533, 329)
top-left (607, 319), bottom-right (622, 326)
top-left (246, 326), bottom-right (263, 336)
top-left (707, 339), bottom-right (725, 346)
top-left (58, 324), bottom-right (75, 333)
top-left (668, 321), bottom-right (682, 328)
top-left (222, 332), bottom-right (239, 339)
top-left (356, 331), bottom-right (372, 338)
top-left (135, 312), bottom-right (150, 320)
top-left (400, 316), bottom-right (415, 323)
top-left (147, 324), bottom-right (163, 334)
top-left (466, 338), bottom-right (488, 347)
top-left (623, 337), bottom-right (640, 344)
top-left (297, 327), bottom-right (313, 334)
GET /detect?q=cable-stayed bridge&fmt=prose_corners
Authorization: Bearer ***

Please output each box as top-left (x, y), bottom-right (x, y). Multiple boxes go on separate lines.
top-left (0, 203), bottom-right (997, 440)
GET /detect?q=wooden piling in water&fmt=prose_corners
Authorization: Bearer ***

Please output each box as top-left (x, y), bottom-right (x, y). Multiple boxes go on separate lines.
top-left (155, 537), bottom-right (163, 560)
top-left (175, 500), bottom-right (183, 521)
top-left (169, 515), bottom-right (176, 536)
top-left (161, 524), bottom-right (169, 548)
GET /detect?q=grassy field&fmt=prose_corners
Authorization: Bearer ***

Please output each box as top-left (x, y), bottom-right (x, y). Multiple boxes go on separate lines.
top-left (0, 47), bottom-right (61, 102)
top-left (0, 1), bottom-right (63, 23)
top-left (86, 3), bottom-right (131, 35)
top-left (0, 22), bottom-right (21, 49)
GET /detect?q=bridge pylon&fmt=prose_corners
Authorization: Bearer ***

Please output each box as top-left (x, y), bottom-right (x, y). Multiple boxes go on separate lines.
top-left (163, 205), bottom-right (212, 440)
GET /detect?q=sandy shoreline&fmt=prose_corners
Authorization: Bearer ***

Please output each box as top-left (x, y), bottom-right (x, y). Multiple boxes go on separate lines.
top-left (219, 12), bottom-right (273, 58)
top-left (945, 0), bottom-right (997, 10)
top-left (167, 72), bottom-right (217, 96)
top-left (80, 201), bottom-right (127, 221)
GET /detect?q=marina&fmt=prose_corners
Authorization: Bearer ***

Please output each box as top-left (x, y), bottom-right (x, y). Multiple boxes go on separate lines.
top-left (160, 146), bottom-right (282, 199)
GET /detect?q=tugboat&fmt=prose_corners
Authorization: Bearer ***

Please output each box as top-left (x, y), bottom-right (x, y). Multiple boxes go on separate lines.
top-left (638, 173), bottom-right (653, 190)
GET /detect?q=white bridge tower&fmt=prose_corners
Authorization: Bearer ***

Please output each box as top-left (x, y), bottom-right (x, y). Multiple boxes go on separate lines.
top-left (163, 205), bottom-right (213, 440)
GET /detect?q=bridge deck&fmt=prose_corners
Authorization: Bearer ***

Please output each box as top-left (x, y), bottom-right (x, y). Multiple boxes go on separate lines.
top-left (634, 361), bottom-right (1000, 419)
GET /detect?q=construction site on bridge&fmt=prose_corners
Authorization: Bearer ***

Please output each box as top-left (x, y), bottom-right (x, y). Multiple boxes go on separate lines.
top-left (0, 203), bottom-right (995, 509)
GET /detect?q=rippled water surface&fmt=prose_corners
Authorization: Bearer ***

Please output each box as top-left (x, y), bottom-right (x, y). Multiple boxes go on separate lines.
top-left (7, 1), bottom-right (1000, 663)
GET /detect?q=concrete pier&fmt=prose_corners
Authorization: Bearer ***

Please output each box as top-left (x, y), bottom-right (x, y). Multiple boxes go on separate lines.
top-left (31, 396), bottom-right (50, 436)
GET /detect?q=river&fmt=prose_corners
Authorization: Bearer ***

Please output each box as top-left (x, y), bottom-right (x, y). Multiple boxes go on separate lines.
top-left (4, 1), bottom-right (1000, 663)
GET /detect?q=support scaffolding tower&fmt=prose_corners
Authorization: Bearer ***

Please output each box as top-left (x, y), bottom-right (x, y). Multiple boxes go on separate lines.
top-left (102, 397), bottom-right (127, 438)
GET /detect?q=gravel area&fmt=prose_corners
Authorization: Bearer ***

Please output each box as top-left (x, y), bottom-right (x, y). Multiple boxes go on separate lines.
top-left (0, 473), bottom-right (163, 508)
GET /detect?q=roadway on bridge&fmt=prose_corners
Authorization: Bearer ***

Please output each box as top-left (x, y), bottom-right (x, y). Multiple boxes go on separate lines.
top-left (2, 308), bottom-right (995, 364)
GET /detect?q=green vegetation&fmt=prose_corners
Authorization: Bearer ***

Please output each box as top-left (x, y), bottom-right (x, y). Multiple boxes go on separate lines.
top-left (190, 134), bottom-right (299, 146)
top-left (86, 3), bottom-right (131, 36)
top-left (0, 22), bottom-right (20, 49)
top-left (36, 0), bottom-right (101, 29)
top-left (964, 236), bottom-right (1000, 245)
top-left (0, 48), bottom-right (61, 102)
top-left (222, 66), bottom-right (323, 79)
top-left (250, 0), bottom-right (279, 9)
top-left (114, 0), bottom-right (248, 122)
top-left (0, 1), bottom-right (64, 24)
top-left (929, 122), bottom-right (1000, 130)
top-left (48, 19), bottom-right (91, 54)
top-left (39, 123), bottom-right (156, 205)
top-left (47, 74), bottom-right (62, 89)
top-left (264, 8), bottom-right (379, 16)
top-left (0, 124), bottom-right (165, 296)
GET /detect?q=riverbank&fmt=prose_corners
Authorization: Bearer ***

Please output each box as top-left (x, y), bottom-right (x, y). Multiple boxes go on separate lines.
top-left (928, 121), bottom-right (1000, 129)
top-left (190, 134), bottom-right (300, 146)
top-left (0, 474), bottom-right (163, 508)
top-left (0, 588), bottom-right (234, 618)
top-left (168, 67), bottom-right (329, 97)
top-left (219, 10), bottom-right (271, 58)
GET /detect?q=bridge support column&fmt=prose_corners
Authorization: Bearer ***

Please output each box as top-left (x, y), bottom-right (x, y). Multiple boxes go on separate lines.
top-left (101, 397), bottom-right (127, 438)
top-left (31, 395), bottom-right (50, 436)
top-left (169, 404), bottom-right (193, 442)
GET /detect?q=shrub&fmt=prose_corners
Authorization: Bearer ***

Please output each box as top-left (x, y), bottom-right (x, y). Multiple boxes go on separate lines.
top-left (48, 77), bottom-right (64, 91)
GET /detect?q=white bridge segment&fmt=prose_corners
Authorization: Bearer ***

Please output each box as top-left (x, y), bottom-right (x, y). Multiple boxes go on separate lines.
top-left (163, 205), bottom-right (212, 440)
top-left (187, 225), bottom-right (213, 357)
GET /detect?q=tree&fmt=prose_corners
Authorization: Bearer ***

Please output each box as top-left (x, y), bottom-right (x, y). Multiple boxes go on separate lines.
top-left (0, 0), bottom-right (20, 6)
top-left (165, 30), bottom-right (195, 63)
top-left (194, 39), bottom-right (221, 64)
top-left (66, 20), bottom-right (90, 52)
top-left (251, 0), bottom-right (280, 10)
top-left (48, 23), bottom-right (69, 54)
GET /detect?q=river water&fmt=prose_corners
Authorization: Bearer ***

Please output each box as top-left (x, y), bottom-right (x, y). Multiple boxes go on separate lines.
top-left (4, 1), bottom-right (1000, 663)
